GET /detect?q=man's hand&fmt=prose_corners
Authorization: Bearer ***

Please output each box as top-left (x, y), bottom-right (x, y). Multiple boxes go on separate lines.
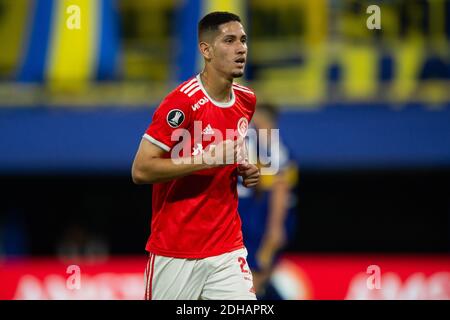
top-left (203, 138), bottom-right (242, 166)
top-left (237, 163), bottom-right (260, 188)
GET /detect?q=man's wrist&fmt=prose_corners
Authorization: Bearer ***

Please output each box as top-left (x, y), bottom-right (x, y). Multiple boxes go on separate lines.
top-left (191, 154), bottom-right (216, 169)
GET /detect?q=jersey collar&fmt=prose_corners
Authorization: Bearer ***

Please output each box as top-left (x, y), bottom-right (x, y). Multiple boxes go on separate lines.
top-left (196, 74), bottom-right (235, 108)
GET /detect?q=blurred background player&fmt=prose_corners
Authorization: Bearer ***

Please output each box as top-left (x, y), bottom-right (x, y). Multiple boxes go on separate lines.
top-left (238, 102), bottom-right (299, 299)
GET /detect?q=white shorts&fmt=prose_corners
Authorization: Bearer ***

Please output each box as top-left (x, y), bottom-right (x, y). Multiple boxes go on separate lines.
top-left (144, 247), bottom-right (256, 300)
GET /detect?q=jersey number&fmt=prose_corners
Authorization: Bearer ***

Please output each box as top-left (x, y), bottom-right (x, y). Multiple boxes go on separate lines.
top-left (238, 257), bottom-right (249, 274)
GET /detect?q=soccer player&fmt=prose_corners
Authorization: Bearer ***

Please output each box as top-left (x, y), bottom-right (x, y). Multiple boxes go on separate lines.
top-left (132, 12), bottom-right (260, 300)
top-left (238, 102), bottom-right (299, 299)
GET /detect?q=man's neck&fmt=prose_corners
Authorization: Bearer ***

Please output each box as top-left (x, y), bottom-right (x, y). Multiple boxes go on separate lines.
top-left (199, 69), bottom-right (233, 103)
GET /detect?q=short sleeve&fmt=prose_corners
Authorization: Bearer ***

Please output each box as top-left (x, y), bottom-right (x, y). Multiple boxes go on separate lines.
top-left (143, 92), bottom-right (192, 152)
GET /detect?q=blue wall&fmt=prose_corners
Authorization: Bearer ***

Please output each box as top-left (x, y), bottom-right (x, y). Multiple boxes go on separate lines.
top-left (279, 104), bottom-right (450, 170)
top-left (1, 104), bottom-right (449, 174)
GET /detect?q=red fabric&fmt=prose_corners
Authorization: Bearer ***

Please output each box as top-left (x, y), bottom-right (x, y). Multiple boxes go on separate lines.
top-left (144, 76), bottom-right (256, 258)
top-left (148, 254), bottom-right (155, 300)
top-left (144, 257), bottom-right (150, 300)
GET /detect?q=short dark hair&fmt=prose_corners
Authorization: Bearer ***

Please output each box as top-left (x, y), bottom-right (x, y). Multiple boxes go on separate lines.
top-left (198, 11), bottom-right (241, 41)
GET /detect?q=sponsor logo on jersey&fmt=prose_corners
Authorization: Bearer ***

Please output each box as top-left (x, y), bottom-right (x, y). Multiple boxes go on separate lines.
top-left (167, 109), bottom-right (185, 128)
top-left (192, 97), bottom-right (209, 111)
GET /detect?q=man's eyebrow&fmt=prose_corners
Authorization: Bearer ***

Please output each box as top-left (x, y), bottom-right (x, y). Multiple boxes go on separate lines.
top-left (222, 34), bottom-right (247, 39)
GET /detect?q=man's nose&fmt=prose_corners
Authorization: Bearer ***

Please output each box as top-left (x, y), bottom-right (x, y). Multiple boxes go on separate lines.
top-left (236, 43), bottom-right (247, 54)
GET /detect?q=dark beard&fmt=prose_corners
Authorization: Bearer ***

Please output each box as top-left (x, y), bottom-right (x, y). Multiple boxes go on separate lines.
top-left (232, 70), bottom-right (244, 78)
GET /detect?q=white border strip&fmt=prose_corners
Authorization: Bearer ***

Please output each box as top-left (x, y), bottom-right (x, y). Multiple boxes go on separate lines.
top-left (196, 74), bottom-right (235, 108)
top-left (180, 78), bottom-right (197, 92)
top-left (183, 83), bottom-right (200, 94)
top-left (187, 86), bottom-right (202, 97)
top-left (233, 83), bottom-right (254, 92)
top-left (233, 86), bottom-right (254, 95)
top-left (143, 134), bottom-right (170, 152)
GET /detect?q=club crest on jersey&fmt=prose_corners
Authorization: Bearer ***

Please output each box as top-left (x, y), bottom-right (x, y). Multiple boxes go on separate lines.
top-left (167, 109), bottom-right (185, 128)
top-left (237, 117), bottom-right (248, 137)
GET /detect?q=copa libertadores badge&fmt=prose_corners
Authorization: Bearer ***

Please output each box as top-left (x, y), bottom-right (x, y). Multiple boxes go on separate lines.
top-left (167, 109), bottom-right (185, 128)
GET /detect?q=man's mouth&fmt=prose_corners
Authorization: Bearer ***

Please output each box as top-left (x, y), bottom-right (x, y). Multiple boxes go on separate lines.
top-left (234, 57), bottom-right (246, 66)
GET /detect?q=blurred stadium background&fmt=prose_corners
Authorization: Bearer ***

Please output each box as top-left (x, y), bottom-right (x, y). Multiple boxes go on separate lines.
top-left (0, 0), bottom-right (449, 299)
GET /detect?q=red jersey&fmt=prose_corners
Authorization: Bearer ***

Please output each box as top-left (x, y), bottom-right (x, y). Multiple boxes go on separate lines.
top-left (143, 74), bottom-right (256, 259)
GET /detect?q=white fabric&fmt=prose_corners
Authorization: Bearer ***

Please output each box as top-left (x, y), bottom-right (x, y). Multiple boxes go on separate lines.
top-left (145, 248), bottom-right (256, 300)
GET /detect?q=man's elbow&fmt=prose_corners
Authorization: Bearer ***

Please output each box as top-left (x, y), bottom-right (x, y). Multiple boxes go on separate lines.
top-left (131, 164), bottom-right (154, 185)
top-left (131, 167), bottom-right (143, 184)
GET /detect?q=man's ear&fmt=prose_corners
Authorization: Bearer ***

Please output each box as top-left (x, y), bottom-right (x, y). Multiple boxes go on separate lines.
top-left (199, 41), bottom-right (212, 61)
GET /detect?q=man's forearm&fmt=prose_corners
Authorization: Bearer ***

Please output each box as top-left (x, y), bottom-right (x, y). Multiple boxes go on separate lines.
top-left (267, 176), bottom-right (290, 230)
top-left (132, 138), bottom-right (240, 184)
top-left (132, 155), bottom-right (212, 184)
